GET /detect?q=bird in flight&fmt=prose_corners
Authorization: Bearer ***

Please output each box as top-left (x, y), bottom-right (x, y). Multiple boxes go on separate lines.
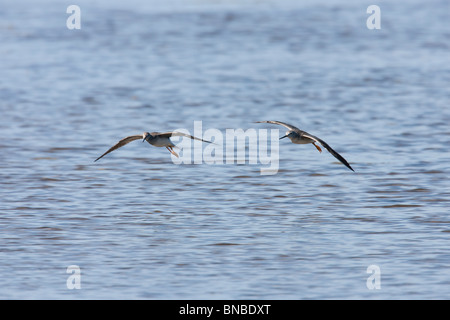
top-left (256, 120), bottom-right (354, 172)
top-left (94, 131), bottom-right (212, 162)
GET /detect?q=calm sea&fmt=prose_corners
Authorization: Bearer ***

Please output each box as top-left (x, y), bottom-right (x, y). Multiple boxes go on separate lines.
top-left (0, 0), bottom-right (449, 299)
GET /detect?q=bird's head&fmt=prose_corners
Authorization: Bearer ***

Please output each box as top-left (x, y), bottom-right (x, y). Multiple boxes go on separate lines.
top-left (142, 132), bottom-right (152, 142)
top-left (280, 131), bottom-right (295, 140)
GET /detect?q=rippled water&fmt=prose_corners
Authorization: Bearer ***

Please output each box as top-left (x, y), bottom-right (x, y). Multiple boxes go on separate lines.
top-left (1, 0), bottom-right (449, 299)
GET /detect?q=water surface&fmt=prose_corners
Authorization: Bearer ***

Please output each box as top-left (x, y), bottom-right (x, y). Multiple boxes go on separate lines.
top-left (0, 0), bottom-right (449, 299)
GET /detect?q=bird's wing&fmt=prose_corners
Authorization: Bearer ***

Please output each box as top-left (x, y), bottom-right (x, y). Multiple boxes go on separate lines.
top-left (159, 131), bottom-right (213, 143)
top-left (255, 120), bottom-right (301, 132)
top-left (94, 135), bottom-right (142, 162)
top-left (302, 133), bottom-right (355, 172)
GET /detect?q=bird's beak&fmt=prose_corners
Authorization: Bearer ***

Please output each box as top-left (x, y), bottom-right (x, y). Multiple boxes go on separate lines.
top-left (142, 137), bottom-right (147, 142)
top-left (279, 135), bottom-right (288, 140)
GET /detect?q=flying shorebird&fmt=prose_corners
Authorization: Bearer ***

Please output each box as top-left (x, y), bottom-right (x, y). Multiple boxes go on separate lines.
top-left (94, 131), bottom-right (212, 162)
top-left (256, 120), bottom-right (355, 172)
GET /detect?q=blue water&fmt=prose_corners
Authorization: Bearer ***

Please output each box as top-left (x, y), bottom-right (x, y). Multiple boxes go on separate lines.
top-left (1, 0), bottom-right (449, 299)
